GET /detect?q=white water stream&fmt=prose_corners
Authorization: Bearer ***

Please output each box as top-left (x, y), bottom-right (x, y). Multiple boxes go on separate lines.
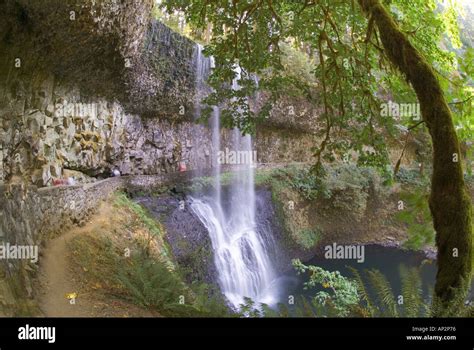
top-left (190, 45), bottom-right (277, 309)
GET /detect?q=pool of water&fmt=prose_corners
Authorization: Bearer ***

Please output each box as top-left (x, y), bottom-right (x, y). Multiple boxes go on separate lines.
top-left (270, 245), bottom-right (438, 311)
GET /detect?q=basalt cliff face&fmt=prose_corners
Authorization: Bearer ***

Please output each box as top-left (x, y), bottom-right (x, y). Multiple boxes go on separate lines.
top-left (0, 0), bottom-right (211, 185)
top-left (0, 0), bottom-right (317, 186)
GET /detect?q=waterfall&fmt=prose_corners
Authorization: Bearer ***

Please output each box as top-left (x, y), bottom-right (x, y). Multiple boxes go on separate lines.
top-left (190, 54), bottom-right (278, 309)
top-left (193, 44), bottom-right (212, 120)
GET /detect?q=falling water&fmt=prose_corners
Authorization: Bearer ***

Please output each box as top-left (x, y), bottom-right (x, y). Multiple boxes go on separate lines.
top-left (190, 54), bottom-right (278, 309)
top-left (193, 44), bottom-right (212, 120)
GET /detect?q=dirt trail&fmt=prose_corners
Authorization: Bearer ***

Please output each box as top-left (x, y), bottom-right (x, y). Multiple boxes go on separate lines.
top-left (37, 203), bottom-right (110, 316)
top-left (37, 201), bottom-right (154, 317)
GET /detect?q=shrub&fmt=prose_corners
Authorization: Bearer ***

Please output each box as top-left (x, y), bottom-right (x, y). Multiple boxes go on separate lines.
top-left (295, 228), bottom-right (322, 250)
top-left (115, 249), bottom-right (187, 312)
top-left (395, 167), bottom-right (424, 186)
top-left (280, 166), bottom-right (330, 200)
top-left (292, 259), bottom-right (360, 317)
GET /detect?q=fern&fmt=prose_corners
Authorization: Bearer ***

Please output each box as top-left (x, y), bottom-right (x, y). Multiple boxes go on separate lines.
top-left (260, 303), bottom-right (280, 317)
top-left (277, 302), bottom-right (291, 318)
top-left (187, 283), bottom-right (230, 317)
top-left (115, 254), bottom-right (186, 310)
top-left (350, 266), bottom-right (473, 317)
top-left (347, 266), bottom-right (376, 316)
top-left (366, 269), bottom-right (399, 317)
top-left (462, 304), bottom-right (474, 317)
top-left (238, 297), bottom-right (264, 317)
top-left (400, 265), bottom-right (424, 317)
top-left (295, 296), bottom-right (318, 317)
top-left (263, 264), bottom-right (470, 318)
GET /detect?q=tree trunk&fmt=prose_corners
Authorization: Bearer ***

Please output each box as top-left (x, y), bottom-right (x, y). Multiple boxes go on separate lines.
top-left (358, 0), bottom-right (472, 316)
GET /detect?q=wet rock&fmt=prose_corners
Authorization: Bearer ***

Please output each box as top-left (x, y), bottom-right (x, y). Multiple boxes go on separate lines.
top-left (137, 194), bottom-right (218, 286)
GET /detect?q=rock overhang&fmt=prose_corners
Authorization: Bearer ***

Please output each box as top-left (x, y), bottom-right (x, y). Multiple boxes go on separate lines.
top-left (0, 0), bottom-right (198, 120)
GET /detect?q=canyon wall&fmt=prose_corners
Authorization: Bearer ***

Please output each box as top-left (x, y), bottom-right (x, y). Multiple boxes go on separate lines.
top-left (0, 0), bottom-right (316, 186)
top-left (0, 91), bottom-right (220, 185)
top-left (0, 75), bottom-right (316, 186)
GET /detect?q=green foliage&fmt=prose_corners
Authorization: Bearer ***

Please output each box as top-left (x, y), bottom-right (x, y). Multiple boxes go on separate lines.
top-left (444, 46), bottom-right (474, 171)
top-left (81, 193), bottom-right (232, 317)
top-left (279, 163), bottom-right (383, 200)
top-left (431, 282), bottom-right (474, 318)
top-left (295, 228), bottom-right (322, 250)
top-left (347, 265), bottom-right (433, 317)
top-left (115, 248), bottom-right (187, 312)
top-left (347, 264), bottom-right (474, 317)
top-left (113, 192), bottom-right (172, 260)
top-left (68, 227), bottom-right (230, 317)
top-left (161, 0), bottom-right (466, 169)
top-left (237, 297), bottom-right (266, 317)
top-left (466, 171), bottom-right (474, 186)
top-left (395, 189), bottom-right (436, 249)
top-left (189, 283), bottom-right (232, 316)
top-left (288, 262), bottom-right (436, 318)
top-left (185, 172), bottom-right (235, 193)
top-left (152, 3), bottom-right (198, 42)
top-left (114, 192), bottom-right (162, 238)
top-left (399, 265), bottom-right (425, 317)
top-left (387, 0), bottom-right (460, 71)
top-left (233, 264), bottom-right (472, 318)
top-left (113, 246), bottom-right (230, 317)
top-left (365, 269), bottom-right (399, 317)
top-left (253, 167), bottom-right (285, 186)
top-left (325, 165), bottom-right (380, 219)
top-left (278, 42), bottom-right (318, 92)
top-left (292, 259), bottom-right (360, 317)
top-left (277, 164), bottom-right (386, 222)
top-left (160, 0), bottom-right (474, 176)
top-left (284, 166), bottom-right (330, 201)
top-left (347, 266), bottom-right (376, 316)
top-left (395, 167), bottom-right (426, 186)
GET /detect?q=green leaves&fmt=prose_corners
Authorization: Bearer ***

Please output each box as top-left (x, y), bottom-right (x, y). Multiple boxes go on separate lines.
top-left (395, 188), bottom-right (436, 250)
top-left (115, 251), bottom-right (184, 310)
top-left (291, 260), bottom-right (436, 318)
top-left (348, 265), bottom-right (430, 317)
top-left (292, 259), bottom-right (360, 317)
top-left (347, 266), bottom-right (376, 315)
top-left (366, 269), bottom-right (398, 317)
top-left (160, 0), bottom-right (471, 171)
top-left (115, 248), bottom-right (231, 317)
top-left (399, 265), bottom-right (424, 317)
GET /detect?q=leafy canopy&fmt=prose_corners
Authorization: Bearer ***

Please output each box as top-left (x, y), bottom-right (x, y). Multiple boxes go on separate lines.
top-left (162, 0), bottom-right (472, 170)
